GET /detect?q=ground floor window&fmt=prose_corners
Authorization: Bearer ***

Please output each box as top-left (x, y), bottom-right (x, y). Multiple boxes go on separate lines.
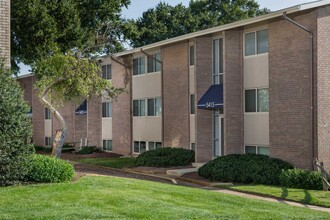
top-left (45, 137), bottom-right (52, 146)
top-left (190, 143), bottom-right (195, 151)
top-left (213, 109), bottom-right (224, 157)
top-left (245, 145), bottom-right (269, 155)
top-left (133, 141), bottom-right (162, 153)
top-left (103, 140), bottom-right (112, 151)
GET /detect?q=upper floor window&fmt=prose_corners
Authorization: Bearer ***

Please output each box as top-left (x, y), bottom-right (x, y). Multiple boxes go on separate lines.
top-left (245, 88), bottom-right (269, 113)
top-left (147, 53), bottom-right (161, 73)
top-left (102, 102), bottom-right (112, 118)
top-left (213, 38), bottom-right (223, 84)
top-left (190, 94), bottom-right (195, 114)
top-left (102, 64), bottom-right (112, 79)
top-left (189, 45), bottom-right (195, 66)
top-left (245, 29), bottom-right (268, 56)
top-left (147, 97), bottom-right (161, 116)
top-left (133, 57), bottom-right (145, 75)
top-left (133, 99), bottom-right (146, 116)
top-left (45, 107), bottom-right (51, 119)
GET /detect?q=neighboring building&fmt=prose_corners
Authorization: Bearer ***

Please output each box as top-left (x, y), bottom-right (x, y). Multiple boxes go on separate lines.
top-left (0, 0), bottom-right (10, 65)
top-left (19, 1), bottom-right (330, 171)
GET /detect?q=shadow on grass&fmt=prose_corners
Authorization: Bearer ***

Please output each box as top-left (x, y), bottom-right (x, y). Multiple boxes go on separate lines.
top-left (303, 189), bottom-right (312, 204)
top-left (281, 187), bottom-right (288, 199)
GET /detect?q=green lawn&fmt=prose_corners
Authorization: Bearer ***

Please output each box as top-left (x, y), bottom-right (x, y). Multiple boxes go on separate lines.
top-left (223, 184), bottom-right (330, 208)
top-left (0, 176), bottom-right (329, 219)
top-left (78, 157), bottom-right (136, 169)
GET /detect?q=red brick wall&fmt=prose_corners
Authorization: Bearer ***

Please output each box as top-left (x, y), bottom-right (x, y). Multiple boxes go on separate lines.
top-left (269, 11), bottom-right (317, 170)
top-left (317, 6), bottom-right (330, 172)
top-left (163, 42), bottom-right (190, 149)
top-left (195, 36), bottom-right (213, 162)
top-left (112, 56), bottom-right (132, 155)
top-left (224, 28), bottom-right (244, 155)
top-left (75, 114), bottom-right (87, 148)
top-left (52, 103), bottom-right (76, 144)
top-left (0, 0), bottom-right (10, 66)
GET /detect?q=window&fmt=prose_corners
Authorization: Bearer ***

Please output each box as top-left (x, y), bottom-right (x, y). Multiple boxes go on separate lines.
top-left (147, 98), bottom-right (161, 116)
top-left (245, 146), bottom-right (269, 156)
top-left (133, 99), bottom-right (146, 116)
top-left (45, 137), bottom-right (52, 146)
top-left (147, 53), bottom-right (161, 73)
top-left (149, 142), bottom-right (162, 151)
top-left (102, 64), bottom-right (112, 79)
top-left (245, 88), bottom-right (269, 113)
top-left (45, 107), bottom-right (51, 119)
top-left (134, 141), bottom-right (146, 153)
top-left (245, 29), bottom-right (268, 56)
top-left (103, 140), bottom-right (112, 151)
top-left (191, 143), bottom-right (195, 151)
top-left (190, 95), bottom-right (195, 114)
top-left (189, 45), bottom-right (195, 66)
top-left (102, 102), bottom-right (112, 117)
top-left (213, 38), bottom-right (224, 84)
top-left (133, 57), bottom-right (145, 75)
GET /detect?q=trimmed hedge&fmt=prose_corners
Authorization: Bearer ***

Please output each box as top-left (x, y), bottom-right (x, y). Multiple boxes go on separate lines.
top-left (28, 154), bottom-right (74, 183)
top-left (280, 169), bottom-right (323, 190)
top-left (78, 146), bottom-right (97, 154)
top-left (198, 154), bottom-right (293, 185)
top-left (135, 147), bottom-right (195, 167)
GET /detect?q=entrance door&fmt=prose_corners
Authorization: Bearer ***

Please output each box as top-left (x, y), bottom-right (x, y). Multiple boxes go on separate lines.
top-left (213, 109), bottom-right (224, 157)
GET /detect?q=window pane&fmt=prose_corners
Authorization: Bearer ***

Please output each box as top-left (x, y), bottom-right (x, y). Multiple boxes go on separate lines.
top-left (190, 46), bottom-right (195, 66)
top-left (102, 103), bottom-right (106, 117)
top-left (245, 146), bottom-right (256, 154)
top-left (258, 146), bottom-right (269, 155)
top-left (245, 90), bottom-right (256, 112)
top-left (156, 142), bottom-right (162, 149)
top-left (191, 143), bottom-right (195, 151)
top-left (149, 142), bottom-right (155, 151)
top-left (213, 39), bottom-right (219, 74)
top-left (102, 65), bottom-right (107, 79)
top-left (103, 140), bottom-right (106, 151)
top-left (219, 38), bottom-right (223, 73)
top-left (245, 32), bottom-right (256, 56)
top-left (213, 115), bottom-right (219, 139)
top-left (190, 95), bottom-right (195, 114)
top-left (257, 30), bottom-right (268, 54)
top-left (257, 89), bottom-right (269, 112)
top-left (133, 100), bottom-right (139, 116)
top-left (108, 102), bottom-right (113, 117)
top-left (139, 57), bottom-right (145, 74)
top-left (140, 141), bottom-right (146, 153)
top-left (214, 140), bottom-right (220, 156)
top-left (155, 53), bottom-right (161, 72)
top-left (134, 141), bottom-right (140, 153)
top-left (148, 99), bottom-right (155, 116)
top-left (147, 55), bottom-right (154, 73)
top-left (133, 59), bottom-right (138, 75)
top-left (140, 99), bottom-right (145, 116)
top-left (155, 98), bottom-right (161, 116)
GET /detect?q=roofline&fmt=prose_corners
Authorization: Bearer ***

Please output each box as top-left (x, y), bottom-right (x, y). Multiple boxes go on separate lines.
top-left (114, 0), bottom-right (330, 57)
top-left (16, 73), bottom-right (34, 79)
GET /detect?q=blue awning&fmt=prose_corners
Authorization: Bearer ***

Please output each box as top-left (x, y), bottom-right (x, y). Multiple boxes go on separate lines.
top-left (75, 100), bottom-right (87, 115)
top-left (197, 84), bottom-right (223, 109)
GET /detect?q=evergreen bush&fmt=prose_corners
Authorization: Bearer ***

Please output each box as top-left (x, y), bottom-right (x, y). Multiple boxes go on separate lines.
top-left (279, 169), bottom-right (323, 190)
top-left (0, 65), bottom-right (34, 186)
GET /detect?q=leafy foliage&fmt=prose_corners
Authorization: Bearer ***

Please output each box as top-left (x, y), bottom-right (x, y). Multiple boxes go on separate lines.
top-left (135, 147), bottom-right (195, 167)
top-left (198, 154), bottom-right (293, 185)
top-left (0, 65), bottom-right (34, 186)
top-left (124, 0), bottom-right (269, 47)
top-left (28, 154), bottom-right (74, 183)
top-left (77, 146), bottom-right (98, 155)
top-left (279, 169), bottom-right (324, 190)
top-left (11, 0), bottom-right (130, 70)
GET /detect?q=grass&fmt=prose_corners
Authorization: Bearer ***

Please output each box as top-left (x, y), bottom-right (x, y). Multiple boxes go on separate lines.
top-left (222, 184), bottom-right (330, 208)
top-left (0, 176), bottom-right (329, 219)
top-left (78, 157), bottom-right (136, 169)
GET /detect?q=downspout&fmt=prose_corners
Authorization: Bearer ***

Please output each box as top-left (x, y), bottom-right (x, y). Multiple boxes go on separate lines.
top-left (283, 12), bottom-right (315, 168)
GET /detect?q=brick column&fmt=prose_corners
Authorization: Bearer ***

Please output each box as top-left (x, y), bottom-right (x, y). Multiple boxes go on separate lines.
top-left (0, 0), bottom-right (10, 66)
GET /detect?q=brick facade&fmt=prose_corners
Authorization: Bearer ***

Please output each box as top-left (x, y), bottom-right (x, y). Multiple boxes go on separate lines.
top-left (0, 0), bottom-right (10, 66)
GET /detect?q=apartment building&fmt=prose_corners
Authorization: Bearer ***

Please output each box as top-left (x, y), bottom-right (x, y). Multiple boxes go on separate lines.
top-left (0, 0), bottom-right (10, 66)
top-left (19, 0), bottom-right (330, 171)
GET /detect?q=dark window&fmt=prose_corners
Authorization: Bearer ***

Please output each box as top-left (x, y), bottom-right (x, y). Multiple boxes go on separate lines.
top-left (133, 99), bottom-right (146, 116)
top-left (102, 102), bottom-right (112, 117)
top-left (133, 57), bottom-right (145, 75)
top-left (189, 46), bottom-right (195, 66)
top-left (102, 64), bottom-right (112, 79)
top-left (147, 53), bottom-right (161, 73)
top-left (45, 108), bottom-right (51, 119)
top-left (190, 95), bottom-right (195, 114)
top-left (245, 90), bottom-right (256, 112)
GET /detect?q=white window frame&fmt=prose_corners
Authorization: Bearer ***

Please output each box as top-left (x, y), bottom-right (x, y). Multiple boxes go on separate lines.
top-left (102, 64), bottom-right (112, 79)
top-left (103, 140), bottom-right (112, 151)
top-left (147, 97), bottom-right (162, 116)
top-left (244, 29), bottom-right (269, 57)
top-left (212, 37), bottom-right (224, 85)
top-left (102, 101), bottom-right (112, 118)
top-left (133, 56), bottom-right (146, 76)
top-left (244, 145), bottom-right (269, 155)
top-left (133, 99), bottom-right (146, 117)
top-left (244, 88), bottom-right (269, 113)
top-left (45, 137), bottom-right (52, 146)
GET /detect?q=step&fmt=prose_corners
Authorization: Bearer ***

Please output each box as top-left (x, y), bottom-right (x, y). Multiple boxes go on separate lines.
top-left (166, 168), bottom-right (198, 177)
top-left (192, 163), bottom-right (205, 168)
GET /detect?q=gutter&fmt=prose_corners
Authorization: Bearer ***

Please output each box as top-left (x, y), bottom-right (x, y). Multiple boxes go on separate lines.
top-left (282, 12), bottom-right (315, 169)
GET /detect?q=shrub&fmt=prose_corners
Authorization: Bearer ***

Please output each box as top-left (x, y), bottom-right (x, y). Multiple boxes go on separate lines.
top-left (279, 169), bottom-right (323, 190)
top-left (77, 146), bottom-right (97, 154)
top-left (198, 154), bottom-right (293, 185)
top-left (135, 147), bottom-right (195, 167)
top-left (28, 154), bottom-right (74, 183)
top-left (0, 66), bottom-right (35, 186)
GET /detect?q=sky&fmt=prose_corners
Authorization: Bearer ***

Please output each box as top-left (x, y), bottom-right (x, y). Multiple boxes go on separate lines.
top-left (122, 0), bottom-right (314, 19)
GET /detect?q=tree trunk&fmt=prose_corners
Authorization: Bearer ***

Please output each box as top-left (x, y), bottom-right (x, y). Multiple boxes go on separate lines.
top-left (40, 78), bottom-right (67, 158)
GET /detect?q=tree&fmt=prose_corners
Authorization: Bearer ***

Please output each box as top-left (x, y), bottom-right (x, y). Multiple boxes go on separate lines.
top-left (0, 63), bottom-right (34, 186)
top-left (124, 0), bottom-right (269, 47)
top-left (11, 0), bottom-right (130, 71)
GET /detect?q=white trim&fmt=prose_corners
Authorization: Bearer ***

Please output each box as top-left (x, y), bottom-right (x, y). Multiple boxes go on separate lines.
top-left (113, 1), bottom-right (330, 57)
